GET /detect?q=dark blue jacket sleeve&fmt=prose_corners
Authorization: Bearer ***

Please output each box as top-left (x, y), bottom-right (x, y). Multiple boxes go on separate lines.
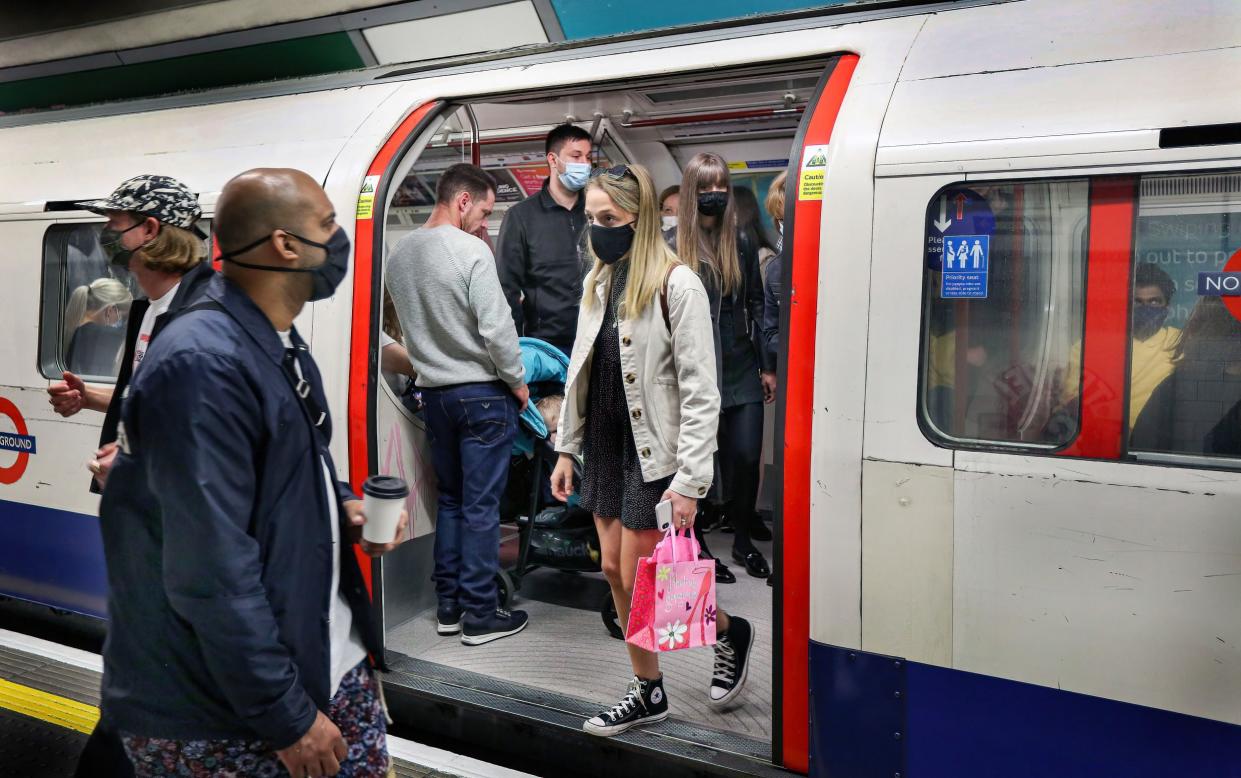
top-left (139, 352), bottom-right (318, 749)
top-left (335, 478), bottom-right (359, 507)
top-left (760, 252), bottom-right (782, 372)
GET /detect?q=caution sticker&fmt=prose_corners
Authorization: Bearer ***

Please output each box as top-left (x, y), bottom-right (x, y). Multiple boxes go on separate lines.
top-left (797, 144), bottom-right (829, 201)
top-left (356, 175), bottom-right (380, 219)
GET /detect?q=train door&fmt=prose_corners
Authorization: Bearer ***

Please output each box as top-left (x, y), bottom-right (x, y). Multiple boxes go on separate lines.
top-left (851, 158), bottom-right (1241, 773)
top-left (351, 54), bottom-right (856, 774)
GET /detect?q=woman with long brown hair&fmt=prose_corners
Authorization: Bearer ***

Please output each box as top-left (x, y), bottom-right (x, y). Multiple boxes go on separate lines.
top-left (674, 152), bottom-right (770, 578)
top-left (551, 162), bottom-right (754, 736)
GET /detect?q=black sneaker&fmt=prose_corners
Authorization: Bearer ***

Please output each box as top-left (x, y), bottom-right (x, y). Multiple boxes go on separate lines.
top-left (436, 604), bottom-right (462, 636)
top-left (461, 608), bottom-right (529, 646)
top-left (583, 676), bottom-right (668, 736)
top-left (710, 616), bottom-right (754, 707)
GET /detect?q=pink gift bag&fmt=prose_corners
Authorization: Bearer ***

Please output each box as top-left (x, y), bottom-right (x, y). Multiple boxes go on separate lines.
top-left (626, 527), bottom-right (717, 652)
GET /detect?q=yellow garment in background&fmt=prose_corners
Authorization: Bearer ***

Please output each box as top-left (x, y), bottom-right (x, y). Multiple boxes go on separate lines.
top-left (928, 331), bottom-right (955, 389)
top-left (1059, 326), bottom-right (1180, 428)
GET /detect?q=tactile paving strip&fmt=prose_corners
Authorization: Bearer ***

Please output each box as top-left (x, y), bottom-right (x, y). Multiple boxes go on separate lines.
top-left (0, 707), bottom-right (87, 778)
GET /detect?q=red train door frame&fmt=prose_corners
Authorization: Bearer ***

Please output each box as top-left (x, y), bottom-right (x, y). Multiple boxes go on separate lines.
top-left (347, 58), bottom-right (861, 771)
top-left (347, 99), bottom-right (444, 595)
top-left (1056, 176), bottom-right (1138, 460)
top-left (775, 53), bottom-right (858, 773)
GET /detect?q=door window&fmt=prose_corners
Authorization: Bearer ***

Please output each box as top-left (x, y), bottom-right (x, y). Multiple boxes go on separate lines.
top-left (1128, 171), bottom-right (1241, 459)
top-left (920, 180), bottom-right (1090, 448)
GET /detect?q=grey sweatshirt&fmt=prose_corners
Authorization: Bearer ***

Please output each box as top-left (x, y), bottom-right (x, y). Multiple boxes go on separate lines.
top-left (386, 225), bottom-right (525, 389)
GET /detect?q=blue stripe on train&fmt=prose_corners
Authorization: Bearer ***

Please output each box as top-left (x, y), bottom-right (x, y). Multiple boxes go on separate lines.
top-left (810, 641), bottom-right (1241, 777)
top-left (0, 498), bottom-right (107, 618)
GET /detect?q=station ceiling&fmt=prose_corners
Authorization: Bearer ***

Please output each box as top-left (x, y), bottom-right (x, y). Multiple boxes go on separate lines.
top-left (0, 0), bottom-right (874, 115)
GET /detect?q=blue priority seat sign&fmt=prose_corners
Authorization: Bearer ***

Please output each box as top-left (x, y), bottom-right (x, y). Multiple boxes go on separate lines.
top-left (941, 234), bottom-right (990, 299)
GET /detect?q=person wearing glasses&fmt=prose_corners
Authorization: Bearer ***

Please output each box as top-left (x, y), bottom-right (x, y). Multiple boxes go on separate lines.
top-left (550, 163), bottom-right (754, 737)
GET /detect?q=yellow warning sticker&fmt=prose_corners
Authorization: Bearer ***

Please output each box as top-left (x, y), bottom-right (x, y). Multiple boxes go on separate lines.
top-left (797, 144), bottom-right (829, 201)
top-left (356, 175), bottom-right (380, 219)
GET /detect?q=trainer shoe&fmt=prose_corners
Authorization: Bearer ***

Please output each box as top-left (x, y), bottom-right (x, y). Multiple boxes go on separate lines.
top-left (436, 604), bottom-right (463, 636)
top-left (709, 616), bottom-right (754, 707)
top-left (583, 675), bottom-right (668, 736)
top-left (461, 608), bottom-right (529, 646)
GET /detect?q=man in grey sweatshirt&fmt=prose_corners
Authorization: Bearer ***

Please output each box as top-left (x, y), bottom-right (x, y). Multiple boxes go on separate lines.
top-left (386, 163), bottom-right (530, 645)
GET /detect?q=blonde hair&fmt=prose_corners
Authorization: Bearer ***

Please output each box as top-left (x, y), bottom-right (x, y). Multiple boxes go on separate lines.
top-left (676, 152), bottom-right (740, 296)
top-left (138, 223), bottom-right (207, 274)
top-left (63, 277), bottom-right (132, 353)
top-left (536, 394), bottom-right (563, 434)
top-left (765, 171), bottom-right (787, 222)
top-left (582, 163), bottom-right (678, 320)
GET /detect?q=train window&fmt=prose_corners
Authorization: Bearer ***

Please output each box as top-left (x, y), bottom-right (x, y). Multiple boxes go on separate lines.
top-left (1128, 171), bottom-right (1241, 460)
top-left (920, 180), bottom-right (1090, 448)
top-left (38, 220), bottom-right (211, 382)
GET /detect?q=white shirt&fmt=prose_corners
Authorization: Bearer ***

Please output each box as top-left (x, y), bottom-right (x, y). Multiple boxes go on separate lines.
top-left (278, 330), bottom-right (368, 695)
top-left (133, 281), bottom-right (180, 371)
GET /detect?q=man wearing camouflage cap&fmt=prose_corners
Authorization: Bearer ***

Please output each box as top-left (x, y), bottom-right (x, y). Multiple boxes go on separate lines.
top-left (48, 174), bottom-right (214, 492)
top-left (46, 174), bottom-right (213, 778)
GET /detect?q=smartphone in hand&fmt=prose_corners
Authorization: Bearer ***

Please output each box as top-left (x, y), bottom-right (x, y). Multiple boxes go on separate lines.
top-left (655, 499), bottom-right (673, 531)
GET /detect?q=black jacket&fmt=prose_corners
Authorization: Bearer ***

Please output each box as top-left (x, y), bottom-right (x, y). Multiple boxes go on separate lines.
top-left (91, 261), bottom-right (214, 494)
top-left (665, 227), bottom-right (765, 398)
top-left (98, 274), bottom-right (379, 748)
top-left (496, 180), bottom-right (587, 354)
top-left (759, 250), bottom-right (782, 373)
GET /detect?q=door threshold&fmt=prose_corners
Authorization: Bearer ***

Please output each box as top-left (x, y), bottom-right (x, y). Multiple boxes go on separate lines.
top-left (382, 651), bottom-right (787, 777)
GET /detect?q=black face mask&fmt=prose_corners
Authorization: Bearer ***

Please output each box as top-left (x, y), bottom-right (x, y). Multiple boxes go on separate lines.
top-left (1132, 304), bottom-right (1170, 341)
top-left (99, 221), bottom-right (148, 268)
top-left (590, 223), bottom-right (635, 265)
top-left (697, 191), bottom-right (729, 217)
top-left (219, 227), bottom-right (350, 302)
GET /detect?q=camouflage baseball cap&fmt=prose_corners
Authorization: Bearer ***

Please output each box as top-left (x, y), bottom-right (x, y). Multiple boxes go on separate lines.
top-left (76, 174), bottom-right (206, 239)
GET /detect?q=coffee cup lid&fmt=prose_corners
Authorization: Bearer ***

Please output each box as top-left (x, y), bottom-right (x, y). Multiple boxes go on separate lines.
top-left (363, 475), bottom-right (409, 499)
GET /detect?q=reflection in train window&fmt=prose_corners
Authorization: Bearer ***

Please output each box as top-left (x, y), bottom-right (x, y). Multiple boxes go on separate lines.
top-left (40, 223), bottom-right (137, 381)
top-left (920, 180), bottom-right (1089, 448)
top-left (1129, 171), bottom-right (1241, 459)
top-left (38, 220), bottom-right (212, 382)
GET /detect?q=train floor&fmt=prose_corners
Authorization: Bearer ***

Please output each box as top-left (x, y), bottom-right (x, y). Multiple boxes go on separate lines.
top-left (0, 625), bottom-right (535, 778)
top-left (385, 528), bottom-right (775, 745)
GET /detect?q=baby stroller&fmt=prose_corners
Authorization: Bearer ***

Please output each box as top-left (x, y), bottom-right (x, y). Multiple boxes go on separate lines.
top-left (497, 338), bottom-right (623, 639)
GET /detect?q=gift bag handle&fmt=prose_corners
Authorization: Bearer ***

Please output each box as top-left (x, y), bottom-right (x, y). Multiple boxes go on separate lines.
top-left (662, 525), bottom-right (700, 565)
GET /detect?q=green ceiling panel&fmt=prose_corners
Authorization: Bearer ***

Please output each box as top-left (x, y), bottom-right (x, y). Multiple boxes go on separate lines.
top-left (0, 32), bottom-right (365, 114)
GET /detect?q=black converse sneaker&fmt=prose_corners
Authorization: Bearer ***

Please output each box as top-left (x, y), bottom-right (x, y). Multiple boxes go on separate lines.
top-left (709, 616), bottom-right (754, 707)
top-left (583, 676), bottom-right (668, 736)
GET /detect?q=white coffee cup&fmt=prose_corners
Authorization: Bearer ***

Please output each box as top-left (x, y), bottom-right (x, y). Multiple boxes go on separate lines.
top-left (362, 475), bottom-right (409, 544)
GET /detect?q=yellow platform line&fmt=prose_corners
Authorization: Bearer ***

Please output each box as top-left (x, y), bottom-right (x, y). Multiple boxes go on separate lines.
top-left (0, 677), bottom-right (99, 734)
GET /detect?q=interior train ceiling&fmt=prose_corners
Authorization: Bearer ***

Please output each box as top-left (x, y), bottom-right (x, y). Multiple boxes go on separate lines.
top-left (466, 64), bottom-right (822, 144)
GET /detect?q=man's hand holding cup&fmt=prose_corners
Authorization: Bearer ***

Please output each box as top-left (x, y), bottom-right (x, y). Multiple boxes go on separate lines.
top-left (347, 475), bottom-right (411, 556)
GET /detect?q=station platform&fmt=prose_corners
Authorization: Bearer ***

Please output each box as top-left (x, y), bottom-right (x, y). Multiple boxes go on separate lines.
top-left (0, 628), bottom-right (535, 778)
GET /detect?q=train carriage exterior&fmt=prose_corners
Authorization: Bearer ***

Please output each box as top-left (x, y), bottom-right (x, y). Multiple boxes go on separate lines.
top-left (0, 0), bottom-right (1239, 774)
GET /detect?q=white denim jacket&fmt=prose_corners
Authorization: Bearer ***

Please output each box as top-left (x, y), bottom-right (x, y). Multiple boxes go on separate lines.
top-left (557, 263), bottom-right (720, 498)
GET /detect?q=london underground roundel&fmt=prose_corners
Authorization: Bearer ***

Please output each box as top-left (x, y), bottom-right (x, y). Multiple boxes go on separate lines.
top-left (0, 397), bottom-right (35, 485)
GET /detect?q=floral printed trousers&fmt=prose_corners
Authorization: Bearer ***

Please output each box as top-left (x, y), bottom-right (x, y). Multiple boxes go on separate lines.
top-left (121, 663), bottom-right (388, 777)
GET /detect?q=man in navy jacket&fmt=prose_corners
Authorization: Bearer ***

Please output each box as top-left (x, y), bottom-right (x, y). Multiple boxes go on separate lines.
top-left (99, 168), bottom-right (404, 777)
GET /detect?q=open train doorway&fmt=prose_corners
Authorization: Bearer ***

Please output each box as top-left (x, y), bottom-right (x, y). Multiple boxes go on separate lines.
top-left (368, 57), bottom-right (839, 771)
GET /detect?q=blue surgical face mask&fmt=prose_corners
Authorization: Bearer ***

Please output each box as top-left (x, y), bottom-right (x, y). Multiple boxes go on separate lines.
top-left (556, 156), bottom-right (591, 192)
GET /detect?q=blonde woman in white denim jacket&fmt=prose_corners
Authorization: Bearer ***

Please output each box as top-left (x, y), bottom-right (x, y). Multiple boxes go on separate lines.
top-left (550, 163), bottom-right (754, 737)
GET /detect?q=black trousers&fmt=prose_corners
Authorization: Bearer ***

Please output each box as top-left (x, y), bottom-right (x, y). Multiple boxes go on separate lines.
top-left (718, 401), bottom-right (764, 552)
top-left (75, 721), bottom-right (135, 777)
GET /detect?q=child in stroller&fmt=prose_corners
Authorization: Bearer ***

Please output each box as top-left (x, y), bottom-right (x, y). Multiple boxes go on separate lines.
top-left (499, 338), bottom-right (623, 638)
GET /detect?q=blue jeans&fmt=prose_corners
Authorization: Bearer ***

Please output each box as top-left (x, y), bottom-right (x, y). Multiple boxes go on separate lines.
top-left (422, 382), bottom-right (517, 621)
